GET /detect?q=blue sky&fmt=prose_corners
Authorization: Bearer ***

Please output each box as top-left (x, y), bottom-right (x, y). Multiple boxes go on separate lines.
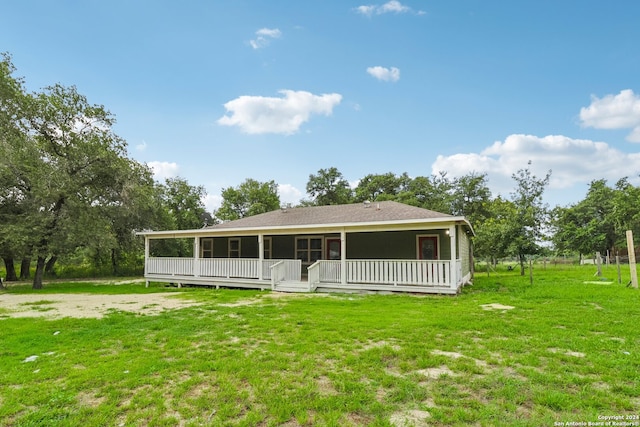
top-left (3, 1), bottom-right (640, 212)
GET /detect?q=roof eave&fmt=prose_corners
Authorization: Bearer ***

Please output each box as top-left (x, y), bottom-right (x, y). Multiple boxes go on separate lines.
top-left (136, 216), bottom-right (470, 238)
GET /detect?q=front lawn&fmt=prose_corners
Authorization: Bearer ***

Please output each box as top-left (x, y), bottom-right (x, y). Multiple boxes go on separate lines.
top-left (1, 264), bottom-right (638, 426)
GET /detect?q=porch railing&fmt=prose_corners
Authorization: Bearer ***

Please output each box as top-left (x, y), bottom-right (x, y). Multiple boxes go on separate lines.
top-left (309, 259), bottom-right (457, 288)
top-left (147, 257), bottom-right (299, 281)
top-left (147, 257), bottom-right (194, 276)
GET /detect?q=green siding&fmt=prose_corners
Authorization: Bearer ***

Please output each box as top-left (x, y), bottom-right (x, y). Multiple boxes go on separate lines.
top-left (202, 230), bottom-right (458, 261)
top-left (347, 230), bottom-right (451, 260)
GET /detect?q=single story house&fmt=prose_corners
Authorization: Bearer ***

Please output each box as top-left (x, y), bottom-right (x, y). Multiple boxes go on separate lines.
top-left (138, 201), bottom-right (475, 294)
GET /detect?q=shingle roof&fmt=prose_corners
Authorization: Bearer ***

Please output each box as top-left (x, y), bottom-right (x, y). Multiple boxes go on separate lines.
top-left (208, 201), bottom-right (453, 229)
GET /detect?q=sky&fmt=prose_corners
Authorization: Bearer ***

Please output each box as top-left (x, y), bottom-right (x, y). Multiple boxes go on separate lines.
top-left (3, 0), bottom-right (640, 212)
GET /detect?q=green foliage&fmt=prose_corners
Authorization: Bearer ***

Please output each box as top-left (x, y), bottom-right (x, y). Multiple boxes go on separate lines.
top-left (508, 162), bottom-right (551, 273)
top-left (354, 172), bottom-right (411, 202)
top-left (160, 177), bottom-right (209, 229)
top-left (305, 167), bottom-right (353, 205)
top-left (215, 178), bottom-right (280, 221)
top-left (0, 54), bottom-right (178, 287)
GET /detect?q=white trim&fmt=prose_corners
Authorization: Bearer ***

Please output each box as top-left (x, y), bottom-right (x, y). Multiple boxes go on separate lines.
top-left (200, 237), bottom-right (214, 258)
top-left (136, 216), bottom-right (473, 238)
top-left (295, 235), bottom-right (324, 265)
top-left (416, 234), bottom-right (440, 260)
top-left (228, 238), bottom-right (241, 258)
top-left (263, 236), bottom-right (272, 259)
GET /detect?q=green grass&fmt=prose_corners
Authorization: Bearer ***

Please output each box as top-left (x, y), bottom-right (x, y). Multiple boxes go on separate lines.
top-left (1, 265), bottom-right (639, 426)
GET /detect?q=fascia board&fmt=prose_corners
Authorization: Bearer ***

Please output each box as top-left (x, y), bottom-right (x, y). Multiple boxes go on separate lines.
top-left (137, 216), bottom-right (471, 239)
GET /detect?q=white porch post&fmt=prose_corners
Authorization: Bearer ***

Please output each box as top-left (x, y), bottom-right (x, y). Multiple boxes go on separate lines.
top-left (449, 225), bottom-right (457, 289)
top-left (341, 229), bottom-right (347, 285)
top-left (193, 237), bottom-right (200, 277)
top-left (144, 236), bottom-right (150, 288)
top-left (258, 234), bottom-right (264, 280)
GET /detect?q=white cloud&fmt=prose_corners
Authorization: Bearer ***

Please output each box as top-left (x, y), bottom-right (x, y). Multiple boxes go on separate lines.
top-left (249, 27), bottom-right (281, 49)
top-left (432, 134), bottom-right (640, 197)
top-left (380, 0), bottom-right (410, 14)
top-left (579, 89), bottom-right (640, 142)
top-left (217, 90), bottom-right (342, 135)
top-left (202, 194), bottom-right (223, 213)
top-left (355, 1), bottom-right (420, 16)
top-left (367, 66), bottom-right (400, 82)
top-left (147, 161), bottom-right (179, 181)
top-left (278, 184), bottom-right (303, 205)
top-left (136, 140), bottom-right (147, 152)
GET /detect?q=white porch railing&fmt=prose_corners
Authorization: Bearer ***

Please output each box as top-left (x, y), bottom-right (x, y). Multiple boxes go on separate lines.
top-left (147, 257), bottom-right (299, 281)
top-left (309, 259), bottom-right (458, 288)
top-left (147, 257), bottom-right (194, 276)
top-left (146, 257), bottom-right (461, 290)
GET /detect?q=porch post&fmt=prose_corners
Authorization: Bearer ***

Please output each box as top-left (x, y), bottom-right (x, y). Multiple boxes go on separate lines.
top-left (449, 225), bottom-right (457, 289)
top-left (258, 234), bottom-right (264, 280)
top-left (193, 237), bottom-right (200, 277)
top-left (341, 229), bottom-right (347, 285)
top-left (144, 236), bottom-right (150, 288)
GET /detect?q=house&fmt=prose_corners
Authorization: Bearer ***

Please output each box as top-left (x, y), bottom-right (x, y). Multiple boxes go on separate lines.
top-left (138, 201), bottom-right (475, 294)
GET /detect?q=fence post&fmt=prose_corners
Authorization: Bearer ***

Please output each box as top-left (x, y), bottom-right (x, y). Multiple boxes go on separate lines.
top-left (626, 230), bottom-right (638, 288)
top-left (616, 255), bottom-right (621, 284)
top-left (596, 252), bottom-right (602, 277)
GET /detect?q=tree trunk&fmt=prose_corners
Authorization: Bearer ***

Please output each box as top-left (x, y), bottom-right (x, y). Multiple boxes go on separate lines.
top-left (33, 256), bottom-right (46, 289)
top-left (20, 257), bottom-right (31, 280)
top-left (519, 254), bottom-right (526, 276)
top-left (2, 257), bottom-right (18, 281)
top-left (45, 256), bottom-right (58, 276)
top-left (111, 248), bottom-right (122, 276)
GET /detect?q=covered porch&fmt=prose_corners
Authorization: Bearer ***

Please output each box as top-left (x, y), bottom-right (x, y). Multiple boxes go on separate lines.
top-left (141, 222), bottom-right (472, 294)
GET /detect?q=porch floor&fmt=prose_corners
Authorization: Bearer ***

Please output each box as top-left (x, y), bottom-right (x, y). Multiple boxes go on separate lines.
top-left (144, 274), bottom-right (461, 295)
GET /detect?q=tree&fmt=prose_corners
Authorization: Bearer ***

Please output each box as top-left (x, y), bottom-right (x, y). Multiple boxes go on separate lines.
top-left (403, 172), bottom-right (454, 213)
top-left (472, 196), bottom-right (517, 267)
top-left (0, 53), bottom-right (38, 282)
top-left (450, 172), bottom-right (492, 226)
top-left (551, 179), bottom-right (616, 257)
top-left (354, 172), bottom-right (411, 202)
top-left (509, 162), bottom-right (551, 275)
top-left (305, 167), bottom-right (353, 206)
top-left (0, 53), bottom-right (157, 289)
top-left (611, 177), bottom-right (640, 247)
top-left (161, 177), bottom-right (210, 229)
top-left (215, 178), bottom-right (280, 221)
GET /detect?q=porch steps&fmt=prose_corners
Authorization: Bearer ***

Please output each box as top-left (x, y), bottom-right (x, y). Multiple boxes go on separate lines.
top-left (273, 281), bottom-right (312, 293)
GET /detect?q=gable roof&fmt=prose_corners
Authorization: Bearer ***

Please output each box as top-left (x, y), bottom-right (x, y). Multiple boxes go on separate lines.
top-left (210, 201), bottom-right (452, 229)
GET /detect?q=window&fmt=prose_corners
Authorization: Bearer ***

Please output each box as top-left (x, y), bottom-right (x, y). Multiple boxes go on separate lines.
top-left (263, 237), bottom-right (272, 259)
top-left (201, 238), bottom-right (213, 258)
top-left (229, 238), bottom-right (241, 258)
top-left (296, 237), bottom-right (322, 263)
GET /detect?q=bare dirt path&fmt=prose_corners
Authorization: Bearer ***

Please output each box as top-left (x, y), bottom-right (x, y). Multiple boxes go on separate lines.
top-left (0, 292), bottom-right (202, 319)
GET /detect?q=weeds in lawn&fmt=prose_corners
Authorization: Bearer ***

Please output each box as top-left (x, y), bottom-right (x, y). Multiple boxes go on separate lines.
top-left (0, 265), bottom-right (638, 426)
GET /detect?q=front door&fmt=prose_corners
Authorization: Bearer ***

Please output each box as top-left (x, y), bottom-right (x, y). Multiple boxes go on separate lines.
top-left (326, 238), bottom-right (341, 260)
top-left (418, 236), bottom-right (438, 260)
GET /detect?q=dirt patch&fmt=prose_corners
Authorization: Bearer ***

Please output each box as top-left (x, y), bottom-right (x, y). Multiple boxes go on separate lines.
top-left (480, 303), bottom-right (515, 311)
top-left (218, 292), bottom-right (329, 308)
top-left (389, 409), bottom-right (431, 426)
top-left (416, 366), bottom-right (457, 379)
top-left (0, 293), bottom-right (201, 319)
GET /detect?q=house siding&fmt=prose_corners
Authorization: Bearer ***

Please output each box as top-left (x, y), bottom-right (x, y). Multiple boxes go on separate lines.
top-left (202, 229), bottom-right (459, 262)
top-left (347, 230), bottom-right (450, 260)
top-left (457, 226), bottom-right (471, 276)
